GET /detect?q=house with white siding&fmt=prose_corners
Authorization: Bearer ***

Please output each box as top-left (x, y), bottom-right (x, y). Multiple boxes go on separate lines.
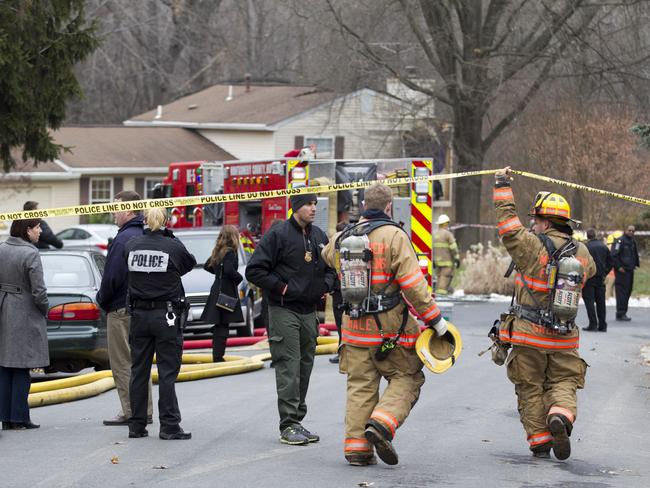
top-left (0, 127), bottom-right (233, 229)
top-left (124, 82), bottom-right (431, 160)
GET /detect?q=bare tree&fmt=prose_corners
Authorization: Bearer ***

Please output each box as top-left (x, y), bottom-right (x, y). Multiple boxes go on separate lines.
top-left (322, 0), bottom-right (650, 248)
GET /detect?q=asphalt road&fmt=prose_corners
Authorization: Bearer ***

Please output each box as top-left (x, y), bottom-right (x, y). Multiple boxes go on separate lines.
top-left (1, 302), bottom-right (649, 488)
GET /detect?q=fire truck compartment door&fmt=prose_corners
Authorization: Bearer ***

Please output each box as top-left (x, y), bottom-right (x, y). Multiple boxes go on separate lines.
top-left (393, 197), bottom-right (411, 234)
top-left (313, 197), bottom-right (329, 232)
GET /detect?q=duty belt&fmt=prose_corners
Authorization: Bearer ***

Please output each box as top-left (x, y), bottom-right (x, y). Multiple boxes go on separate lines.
top-left (0, 283), bottom-right (21, 294)
top-left (131, 299), bottom-right (179, 310)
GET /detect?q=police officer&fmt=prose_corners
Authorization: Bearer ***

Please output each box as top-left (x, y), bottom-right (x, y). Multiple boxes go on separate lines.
top-left (433, 214), bottom-right (460, 295)
top-left (612, 225), bottom-right (640, 321)
top-left (322, 183), bottom-right (447, 466)
top-left (493, 167), bottom-right (595, 460)
top-left (582, 229), bottom-right (613, 332)
top-left (246, 194), bottom-right (337, 446)
top-left (124, 207), bottom-right (196, 440)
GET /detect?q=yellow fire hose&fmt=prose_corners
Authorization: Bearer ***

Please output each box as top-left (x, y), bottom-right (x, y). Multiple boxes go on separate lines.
top-left (28, 336), bottom-right (340, 408)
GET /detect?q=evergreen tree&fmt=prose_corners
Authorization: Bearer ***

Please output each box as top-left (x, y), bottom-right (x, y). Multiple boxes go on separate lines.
top-left (0, 0), bottom-right (98, 171)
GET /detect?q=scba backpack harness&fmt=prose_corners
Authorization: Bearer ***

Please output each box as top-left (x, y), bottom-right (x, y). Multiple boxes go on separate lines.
top-left (335, 219), bottom-right (409, 360)
top-left (511, 235), bottom-right (585, 335)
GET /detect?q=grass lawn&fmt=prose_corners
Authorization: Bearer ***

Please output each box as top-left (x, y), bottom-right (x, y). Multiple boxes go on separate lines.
top-left (633, 258), bottom-right (650, 296)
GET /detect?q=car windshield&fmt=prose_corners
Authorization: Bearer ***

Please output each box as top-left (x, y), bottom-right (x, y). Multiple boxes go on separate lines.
top-left (175, 234), bottom-right (218, 265)
top-left (41, 255), bottom-right (94, 288)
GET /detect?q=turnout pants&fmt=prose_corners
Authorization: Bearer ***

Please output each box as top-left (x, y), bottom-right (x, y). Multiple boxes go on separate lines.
top-left (506, 345), bottom-right (587, 452)
top-left (107, 308), bottom-right (152, 418)
top-left (614, 269), bottom-right (634, 317)
top-left (583, 279), bottom-right (607, 330)
top-left (268, 306), bottom-right (319, 432)
top-left (339, 344), bottom-right (425, 460)
top-left (129, 308), bottom-right (184, 434)
top-left (435, 267), bottom-right (454, 295)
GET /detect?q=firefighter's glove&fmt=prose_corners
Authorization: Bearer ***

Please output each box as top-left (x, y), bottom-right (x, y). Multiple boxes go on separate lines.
top-left (495, 166), bottom-right (512, 185)
top-left (428, 317), bottom-right (448, 337)
top-left (454, 259), bottom-right (461, 269)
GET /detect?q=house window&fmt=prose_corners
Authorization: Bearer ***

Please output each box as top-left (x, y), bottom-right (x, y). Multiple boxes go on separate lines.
top-left (145, 178), bottom-right (164, 199)
top-left (305, 137), bottom-right (334, 158)
top-left (89, 178), bottom-right (113, 204)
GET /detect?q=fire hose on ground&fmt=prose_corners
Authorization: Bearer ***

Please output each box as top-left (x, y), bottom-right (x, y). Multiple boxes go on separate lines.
top-left (28, 336), bottom-right (339, 408)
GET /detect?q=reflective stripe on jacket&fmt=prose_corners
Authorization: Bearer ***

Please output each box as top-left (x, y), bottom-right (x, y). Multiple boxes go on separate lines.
top-left (433, 228), bottom-right (459, 267)
top-left (494, 183), bottom-right (596, 351)
top-left (322, 218), bottom-right (442, 348)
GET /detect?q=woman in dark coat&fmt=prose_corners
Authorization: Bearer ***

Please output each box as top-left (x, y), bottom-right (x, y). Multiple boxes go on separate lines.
top-left (200, 225), bottom-right (244, 362)
top-left (0, 218), bottom-right (49, 430)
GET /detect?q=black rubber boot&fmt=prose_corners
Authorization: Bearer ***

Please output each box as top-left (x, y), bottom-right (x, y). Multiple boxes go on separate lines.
top-left (548, 414), bottom-right (572, 460)
top-left (364, 420), bottom-right (398, 466)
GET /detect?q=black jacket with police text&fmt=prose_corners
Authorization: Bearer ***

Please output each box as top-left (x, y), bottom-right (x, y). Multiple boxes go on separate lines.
top-left (124, 228), bottom-right (196, 302)
top-left (245, 216), bottom-right (336, 314)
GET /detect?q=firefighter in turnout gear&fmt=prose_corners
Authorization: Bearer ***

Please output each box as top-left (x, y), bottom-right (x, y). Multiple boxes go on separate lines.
top-left (322, 183), bottom-right (447, 467)
top-left (433, 214), bottom-right (460, 295)
top-left (493, 167), bottom-right (595, 460)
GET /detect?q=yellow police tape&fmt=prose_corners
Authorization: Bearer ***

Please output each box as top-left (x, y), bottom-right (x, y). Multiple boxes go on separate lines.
top-left (4, 169), bottom-right (647, 222)
top-left (27, 336), bottom-right (339, 408)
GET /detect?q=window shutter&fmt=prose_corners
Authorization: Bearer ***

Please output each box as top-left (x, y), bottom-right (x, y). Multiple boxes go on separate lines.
top-left (114, 177), bottom-right (123, 197)
top-left (294, 136), bottom-right (304, 149)
top-left (79, 177), bottom-right (89, 224)
top-left (334, 136), bottom-right (345, 159)
top-left (135, 178), bottom-right (145, 198)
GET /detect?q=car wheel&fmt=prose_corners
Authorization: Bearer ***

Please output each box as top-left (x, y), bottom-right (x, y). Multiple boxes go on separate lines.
top-left (236, 296), bottom-right (254, 337)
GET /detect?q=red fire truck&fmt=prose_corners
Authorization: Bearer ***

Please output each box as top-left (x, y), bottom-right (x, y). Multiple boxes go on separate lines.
top-left (155, 158), bottom-right (453, 292)
top-left (153, 160), bottom-right (225, 228)
top-left (221, 158), bottom-right (452, 293)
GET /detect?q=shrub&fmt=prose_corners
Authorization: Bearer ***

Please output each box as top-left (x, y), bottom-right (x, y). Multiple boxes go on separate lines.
top-left (458, 241), bottom-right (514, 295)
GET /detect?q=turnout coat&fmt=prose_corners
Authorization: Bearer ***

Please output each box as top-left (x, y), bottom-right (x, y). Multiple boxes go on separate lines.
top-left (493, 183), bottom-right (596, 351)
top-left (200, 250), bottom-right (244, 324)
top-left (0, 237), bottom-right (49, 368)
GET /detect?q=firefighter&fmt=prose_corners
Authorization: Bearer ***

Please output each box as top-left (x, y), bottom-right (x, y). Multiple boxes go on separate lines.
top-left (433, 214), bottom-right (460, 295)
top-left (493, 167), bottom-right (595, 460)
top-left (322, 183), bottom-right (447, 466)
top-left (124, 208), bottom-right (196, 440)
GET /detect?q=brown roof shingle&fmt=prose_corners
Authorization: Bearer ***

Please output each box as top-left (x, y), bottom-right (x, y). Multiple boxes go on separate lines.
top-left (53, 126), bottom-right (234, 168)
top-left (127, 84), bottom-right (340, 126)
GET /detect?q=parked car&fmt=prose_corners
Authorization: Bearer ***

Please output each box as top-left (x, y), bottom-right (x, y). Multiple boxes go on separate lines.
top-left (55, 224), bottom-right (118, 255)
top-left (40, 250), bottom-right (109, 373)
top-left (173, 228), bottom-right (262, 337)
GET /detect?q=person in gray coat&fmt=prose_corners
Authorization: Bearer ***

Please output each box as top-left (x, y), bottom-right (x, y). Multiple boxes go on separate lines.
top-left (0, 218), bottom-right (49, 430)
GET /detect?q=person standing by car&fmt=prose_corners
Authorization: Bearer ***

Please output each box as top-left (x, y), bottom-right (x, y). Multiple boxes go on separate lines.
top-left (0, 218), bottom-right (49, 430)
top-left (201, 225), bottom-right (244, 362)
top-left (125, 208), bottom-right (196, 440)
top-left (22, 201), bottom-right (63, 250)
top-left (96, 191), bottom-right (153, 426)
top-left (246, 194), bottom-right (337, 446)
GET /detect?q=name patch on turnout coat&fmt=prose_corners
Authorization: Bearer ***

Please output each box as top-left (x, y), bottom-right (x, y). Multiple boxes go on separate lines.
top-left (128, 250), bottom-right (169, 272)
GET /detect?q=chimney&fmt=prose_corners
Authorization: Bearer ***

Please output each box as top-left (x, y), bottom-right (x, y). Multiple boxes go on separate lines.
top-left (245, 73), bottom-right (252, 93)
top-left (154, 105), bottom-right (163, 119)
top-left (225, 85), bottom-right (233, 102)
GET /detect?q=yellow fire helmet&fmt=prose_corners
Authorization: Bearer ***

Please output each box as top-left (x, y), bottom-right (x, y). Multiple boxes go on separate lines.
top-left (416, 322), bottom-right (463, 374)
top-left (607, 230), bottom-right (623, 245)
top-left (529, 191), bottom-right (572, 222)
